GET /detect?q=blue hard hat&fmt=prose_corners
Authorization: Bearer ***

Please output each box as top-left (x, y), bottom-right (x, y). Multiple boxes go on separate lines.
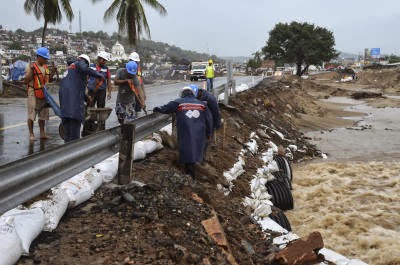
top-left (36, 47), bottom-right (50, 59)
top-left (189, 84), bottom-right (199, 97)
top-left (126, 61), bottom-right (138, 75)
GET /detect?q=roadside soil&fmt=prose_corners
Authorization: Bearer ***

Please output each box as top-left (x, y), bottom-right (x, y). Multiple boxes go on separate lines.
top-left (18, 70), bottom-right (395, 265)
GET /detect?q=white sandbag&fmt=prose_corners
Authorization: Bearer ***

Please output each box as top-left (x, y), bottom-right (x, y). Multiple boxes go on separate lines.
top-left (319, 248), bottom-right (349, 265)
top-left (143, 139), bottom-right (163, 154)
top-left (60, 174), bottom-right (93, 208)
top-left (84, 168), bottom-right (103, 191)
top-left (160, 123), bottom-right (172, 135)
top-left (268, 141), bottom-right (278, 153)
top-left (0, 216), bottom-right (23, 265)
top-left (253, 204), bottom-right (272, 218)
top-left (245, 139), bottom-right (258, 154)
top-left (258, 217), bottom-right (288, 234)
top-left (95, 156), bottom-right (118, 183)
top-left (267, 160), bottom-right (279, 173)
top-left (340, 76), bottom-right (353, 82)
top-left (261, 149), bottom-right (274, 163)
top-left (133, 141), bottom-right (146, 160)
top-left (31, 188), bottom-right (70, 232)
top-left (273, 232), bottom-right (299, 246)
top-left (3, 208), bottom-right (45, 255)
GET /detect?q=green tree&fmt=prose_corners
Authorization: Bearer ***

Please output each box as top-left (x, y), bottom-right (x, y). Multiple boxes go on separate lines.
top-left (24, 0), bottom-right (74, 46)
top-left (16, 55), bottom-right (32, 61)
top-left (93, 0), bottom-right (167, 47)
top-left (388, 54), bottom-right (400, 64)
top-left (247, 51), bottom-right (262, 69)
top-left (262, 21), bottom-right (338, 76)
top-left (15, 28), bottom-right (26, 35)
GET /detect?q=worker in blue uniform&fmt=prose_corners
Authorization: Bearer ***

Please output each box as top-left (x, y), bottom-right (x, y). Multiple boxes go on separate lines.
top-left (59, 54), bottom-right (104, 142)
top-left (153, 86), bottom-right (212, 177)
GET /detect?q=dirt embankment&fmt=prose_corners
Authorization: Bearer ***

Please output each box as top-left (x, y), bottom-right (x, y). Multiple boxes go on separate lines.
top-left (19, 76), bottom-right (367, 265)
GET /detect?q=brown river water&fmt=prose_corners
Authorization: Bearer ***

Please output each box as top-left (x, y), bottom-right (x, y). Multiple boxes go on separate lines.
top-left (286, 96), bottom-right (400, 265)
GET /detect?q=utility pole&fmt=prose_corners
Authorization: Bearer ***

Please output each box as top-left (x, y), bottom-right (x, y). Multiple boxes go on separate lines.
top-left (0, 51), bottom-right (3, 94)
top-left (79, 10), bottom-right (82, 33)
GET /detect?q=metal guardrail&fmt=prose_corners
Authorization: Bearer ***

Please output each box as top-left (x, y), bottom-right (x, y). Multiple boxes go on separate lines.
top-left (0, 112), bottom-right (171, 215)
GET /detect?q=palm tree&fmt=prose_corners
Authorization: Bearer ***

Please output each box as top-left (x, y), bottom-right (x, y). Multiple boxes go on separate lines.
top-left (24, 0), bottom-right (74, 46)
top-left (93, 0), bottom-right (167, 47)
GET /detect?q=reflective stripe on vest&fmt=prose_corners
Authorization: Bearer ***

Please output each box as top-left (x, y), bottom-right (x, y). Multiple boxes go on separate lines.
top-left (28, 62), bottom-right (49, 99)
top-left (206, 65), bottom-right (214, 78)
top-left (177, 103), bottom-right (206, 111)
top-left (137, 67), bottom-right (143, 85)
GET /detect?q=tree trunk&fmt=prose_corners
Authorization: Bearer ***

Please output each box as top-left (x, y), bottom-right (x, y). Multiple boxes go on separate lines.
top-left (301, 64), bottom-right (309, 76)
top-left (296, 63), bottom-right (302, 76)
top-left (41, 20), bottom-right (48, 47)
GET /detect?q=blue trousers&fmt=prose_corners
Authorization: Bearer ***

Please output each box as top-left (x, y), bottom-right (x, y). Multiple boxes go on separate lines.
top-left (63, 118), bottom-right (81, 143)
top-left (206, 78), bottom-right (214, 92)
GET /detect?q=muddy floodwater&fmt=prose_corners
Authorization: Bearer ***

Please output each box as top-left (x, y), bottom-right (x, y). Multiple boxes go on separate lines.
top-left (286, 96), bottom-right (400, 265)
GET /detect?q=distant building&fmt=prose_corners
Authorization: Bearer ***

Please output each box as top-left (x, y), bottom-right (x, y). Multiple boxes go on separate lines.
top-left (97, 41), bottom-right (106, 54)
top-left (111, 41), bottom-right (127, 61)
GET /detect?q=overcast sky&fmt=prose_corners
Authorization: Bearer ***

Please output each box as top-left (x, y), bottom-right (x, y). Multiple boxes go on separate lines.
top-left (1, 0), bottom-right (400, 57)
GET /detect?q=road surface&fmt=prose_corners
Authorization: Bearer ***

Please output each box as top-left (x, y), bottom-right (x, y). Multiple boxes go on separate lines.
top-left (0, 76), bottom-right (261, 166)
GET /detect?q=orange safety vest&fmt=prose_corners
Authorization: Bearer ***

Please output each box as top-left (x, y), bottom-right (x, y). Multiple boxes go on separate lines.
top-left (28, 62), bottom-right (50, 99)
top-left (137, 67), bottom-right (143, 85)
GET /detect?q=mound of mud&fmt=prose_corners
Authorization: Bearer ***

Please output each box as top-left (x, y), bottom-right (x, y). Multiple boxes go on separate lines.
top-left (358, 68), bottom-right (400, 91)
top-left (20, 79), bottom-right (325, 265)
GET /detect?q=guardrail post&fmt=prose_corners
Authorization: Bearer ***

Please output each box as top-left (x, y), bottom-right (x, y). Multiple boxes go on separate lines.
top-left (231, 79), bottom-right (236, 95)
top-left (118, 123), bottom-right (135, 185)
top-left (223, 83), bottom-right (229, 105)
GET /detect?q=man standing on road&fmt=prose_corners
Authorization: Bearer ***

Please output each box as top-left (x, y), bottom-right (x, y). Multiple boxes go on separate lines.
top-left (82, 51), bottom-right (112, 135)
top-left (24, 47), bottom-right (51, 141)
top-left (128, 52), bottom-right (146, 115)
top-left (114, 61), bottom-right (140, 124)
top-left (59, 54), bottom-right (104, 142)
top-left (205, 59), bottom-right (215, 92)
top-left (87, 51), bottom-right (112, 108)
top-left (153, 86), bottom-right (212, 178)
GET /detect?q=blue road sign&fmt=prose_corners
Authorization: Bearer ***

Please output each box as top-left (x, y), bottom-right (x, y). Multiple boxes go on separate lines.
top-left (370, 48), bottom-right (381, 56)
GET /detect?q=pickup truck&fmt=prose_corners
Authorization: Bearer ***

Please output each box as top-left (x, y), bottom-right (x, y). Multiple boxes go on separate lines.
top-left (189, 62), bottom-right (207, 81)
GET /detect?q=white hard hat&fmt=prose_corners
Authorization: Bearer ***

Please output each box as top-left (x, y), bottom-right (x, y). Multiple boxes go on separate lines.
top-left (180, 86), bottom-right (194, 97)
top-left (97, 51), bottom-right (110, 61)
top-left (78, 54), bottom-right (90, 65)
top-left (129, 52), bottom-right (140, 62)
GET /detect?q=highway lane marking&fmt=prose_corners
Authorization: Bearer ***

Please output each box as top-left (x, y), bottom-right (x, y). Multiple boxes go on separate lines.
top-left (0, 116), bottom-right (59, 131)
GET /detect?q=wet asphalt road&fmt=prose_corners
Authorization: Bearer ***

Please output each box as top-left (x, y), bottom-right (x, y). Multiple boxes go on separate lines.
top-left (0, 76), bottom-right (260, 166)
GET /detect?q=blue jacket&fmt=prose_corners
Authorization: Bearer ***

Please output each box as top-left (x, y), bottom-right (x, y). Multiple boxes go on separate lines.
top-left (155, 92), bottom-right (211, 163)
top-left (59, 59), bottom-right (103, 122)
top-left (198, 88), bottom-right (221, 130)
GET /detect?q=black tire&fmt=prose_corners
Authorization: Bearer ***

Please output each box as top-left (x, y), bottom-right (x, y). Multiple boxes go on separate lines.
top-left (269, 207), bottom-right (292, 231)
top-left (266, 179), bottom-right (294, 210)
top-left (273, 171), bottom-right (291, 190)
top-left (274, 156), bottom-right (293, 189)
